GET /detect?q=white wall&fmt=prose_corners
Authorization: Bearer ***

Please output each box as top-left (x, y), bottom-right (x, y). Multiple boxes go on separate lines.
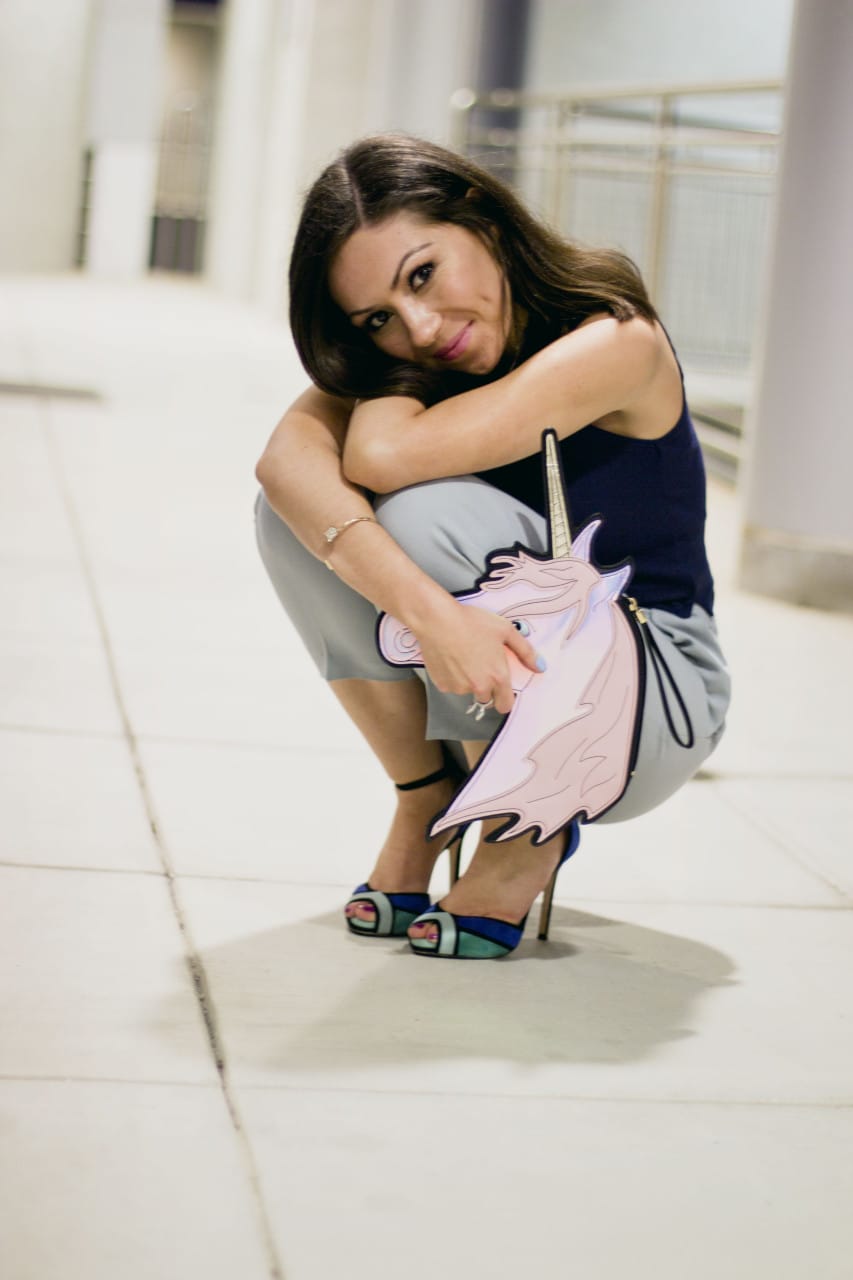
top-left (0, 0), bottom-right (94, 272)
top-left (525, 0), bottom-right (794, 90)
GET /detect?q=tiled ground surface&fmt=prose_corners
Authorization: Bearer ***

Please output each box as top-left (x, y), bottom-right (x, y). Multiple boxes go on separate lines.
top-left (1, 275), bottom-right (851, 1280)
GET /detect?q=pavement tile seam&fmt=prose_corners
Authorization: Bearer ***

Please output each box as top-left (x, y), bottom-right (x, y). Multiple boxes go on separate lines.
top-left (231, 1083), bottom-right (853, 1109)
top-left (173, 869), bottom-right (853, 909)
top-left (157, 878), bottom-right (291, 1276)
top-left (43, 859), bottom-right (291, 1271)
top-left (0, 861), bottom-right (166, 882)
top-left (0, 723), bottom-right (125, 742)
top-left (713, 784), bottom-right (853, 903)
top-left (699, 767), bottom-right (853, 783)
top-left (0, 1073), bottom-right (223, 1089)
top-left (0, 860), bottom-right (166, 879)
top-left (135, 733), bottom-right (367, 758)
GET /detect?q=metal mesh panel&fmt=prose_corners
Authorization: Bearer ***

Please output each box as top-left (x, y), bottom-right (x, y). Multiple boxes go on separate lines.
top-left (452, 83), bottom-right (781, 378)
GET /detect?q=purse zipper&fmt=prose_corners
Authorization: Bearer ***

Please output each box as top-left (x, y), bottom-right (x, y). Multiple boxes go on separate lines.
top-left (626, 595), bottom-right (648, 626)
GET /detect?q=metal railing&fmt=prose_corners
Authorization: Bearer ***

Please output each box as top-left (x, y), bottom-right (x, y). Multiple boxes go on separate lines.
top-left (451, 80), bottom-right (783, 472)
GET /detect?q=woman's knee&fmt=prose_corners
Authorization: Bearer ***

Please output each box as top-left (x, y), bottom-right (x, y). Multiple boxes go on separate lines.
top-left (375, 477), bottom-right (546, 593)
top-left (375, 480), bottom-right (483, 589)
top-left (374, 479), bottom-right (463, 549)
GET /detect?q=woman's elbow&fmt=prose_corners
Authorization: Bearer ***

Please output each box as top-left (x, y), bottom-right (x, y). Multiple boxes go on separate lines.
top-left (342, 439), bottom-right (398, 494)
top-left (255, 449), bottom-right (275, 490)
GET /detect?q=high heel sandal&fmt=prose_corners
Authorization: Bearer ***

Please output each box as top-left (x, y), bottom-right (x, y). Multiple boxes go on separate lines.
top-left (407, 820), bottom-right (580, 958)
top-left (345, 748), bottom-right (466, 939)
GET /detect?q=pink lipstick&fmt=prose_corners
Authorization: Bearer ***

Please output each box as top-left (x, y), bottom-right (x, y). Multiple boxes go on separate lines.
top-left (436, 323), bottom-right (473, 362)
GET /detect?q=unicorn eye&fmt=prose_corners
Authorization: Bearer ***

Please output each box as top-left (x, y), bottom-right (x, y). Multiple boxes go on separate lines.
top-left (512, 619), bottom-right (531, 636)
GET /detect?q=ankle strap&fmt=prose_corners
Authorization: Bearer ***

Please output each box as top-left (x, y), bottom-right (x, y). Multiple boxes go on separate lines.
top-left (394, 742), bottom-right (466, 788)
top-left (395, 764), bottom-right (453, 792)
top-left (395, 743), bottom-right (466, 792)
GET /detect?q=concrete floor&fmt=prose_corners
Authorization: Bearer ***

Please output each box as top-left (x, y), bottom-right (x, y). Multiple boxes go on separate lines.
top-left (1, 274), bottom-right (851, 1280)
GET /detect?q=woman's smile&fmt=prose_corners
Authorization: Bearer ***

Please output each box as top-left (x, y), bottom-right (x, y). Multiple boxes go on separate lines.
top-left (328, 213), bottom-right (511, 376)
top-left (435, 322), bottom-right (473, 362)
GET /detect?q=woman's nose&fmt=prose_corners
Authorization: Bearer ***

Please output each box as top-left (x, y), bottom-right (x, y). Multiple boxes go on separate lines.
top-left (401, 302), bottom-right (441, 351)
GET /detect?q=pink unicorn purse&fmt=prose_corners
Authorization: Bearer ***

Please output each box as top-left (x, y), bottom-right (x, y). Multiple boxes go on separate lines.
top-left (377, 430), bottom-right (693, 845)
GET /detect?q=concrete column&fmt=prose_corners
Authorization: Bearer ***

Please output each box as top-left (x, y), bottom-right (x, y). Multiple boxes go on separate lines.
top-left (205, 0), bottom-right (482, 316)
top-left (738, 0), bottom-right (853, 610)
top-left (85, 0), bottom-right (169, 278)
top-left (250, 0), bottom-right (317, 315)
top-left (204, 0), bottom-right (283, 302)
top-left (374, 0), bottom-right (482, 143)
top-left (0, 0), bottom-right (94, 272)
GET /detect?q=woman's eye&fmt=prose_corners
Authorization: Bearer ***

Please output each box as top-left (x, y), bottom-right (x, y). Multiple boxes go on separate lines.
top-left (365, 310), bottom-right (391, 333)
top-left (410, 262), bottom-right (434, 289)
top-left (512, 619), bottom-right (531, 636)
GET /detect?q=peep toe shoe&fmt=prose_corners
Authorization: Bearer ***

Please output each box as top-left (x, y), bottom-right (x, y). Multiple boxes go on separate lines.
top-left (407, 820), bottom-right (580, 958)
top-left (345, 753), bottom-right (465, 939)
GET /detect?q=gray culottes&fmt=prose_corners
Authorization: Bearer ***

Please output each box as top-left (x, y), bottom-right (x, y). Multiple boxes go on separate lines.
top-left (255, 477), bottom-right (730, 823)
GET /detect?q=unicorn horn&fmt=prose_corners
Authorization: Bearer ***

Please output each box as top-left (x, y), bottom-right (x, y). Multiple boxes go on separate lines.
top-left (543, 429), bottom-right (572, 558)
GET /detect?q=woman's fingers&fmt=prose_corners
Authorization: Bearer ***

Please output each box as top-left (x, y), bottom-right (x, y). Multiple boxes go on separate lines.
top-left (483, 624), bottom-right (545, 714)
top-left (490, 677), bottom-right (515, 715)
top-left (416, 605), bottom-right (547, 714)
top-left (503, 624), bottom-right (547, 673)
top-left (472, 653), bottom-right (516, 714)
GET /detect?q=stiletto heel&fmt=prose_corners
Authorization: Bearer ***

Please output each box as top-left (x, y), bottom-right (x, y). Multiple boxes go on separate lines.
top-left (345, 748), bottom-right (466, 939)
top-left (408, 820), bottom-right (580, 958)
top-left (448, 834), bottom-right (462, 887)
top-left (537, 863), bottom-right (559, 941)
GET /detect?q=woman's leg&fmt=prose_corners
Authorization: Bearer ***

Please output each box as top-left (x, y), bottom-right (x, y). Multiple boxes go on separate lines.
top-left (414, 742), bottom-right (569, 936)
top-left (254, 492), bottom-right (458, 914)
top-left (376, 478), bottom-right (572, 926)
top-left (331, 677), bottom-right (460, 905)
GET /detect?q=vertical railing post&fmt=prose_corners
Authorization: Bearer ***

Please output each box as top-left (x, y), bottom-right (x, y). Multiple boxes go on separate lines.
top-left (449, 87), bottom-right (477, 157)
top-left (646, 93), bottom-right (675, 304)
top-left (551, 98), bottom-right (574, 234)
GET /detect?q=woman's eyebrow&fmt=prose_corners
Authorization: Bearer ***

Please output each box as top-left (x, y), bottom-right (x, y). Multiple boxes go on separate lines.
top-left (347, 242), bottom-right (434, 318)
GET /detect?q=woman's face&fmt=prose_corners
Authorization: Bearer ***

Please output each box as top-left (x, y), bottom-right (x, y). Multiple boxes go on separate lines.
top-left (328, 212), bottom-right (511, 376)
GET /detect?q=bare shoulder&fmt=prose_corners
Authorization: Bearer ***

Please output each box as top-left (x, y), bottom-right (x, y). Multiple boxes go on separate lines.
top-left (567, 314), bottom-right (682, 439)
top-left (572, 311), bottom-right (664, 361)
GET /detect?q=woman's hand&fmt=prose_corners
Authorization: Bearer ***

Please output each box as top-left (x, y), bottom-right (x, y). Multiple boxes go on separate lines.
top-left (413, 597), bottom-right (543, 715)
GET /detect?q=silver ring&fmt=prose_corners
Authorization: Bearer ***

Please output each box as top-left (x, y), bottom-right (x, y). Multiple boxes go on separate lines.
top-left (465, 697), bottom-right (494, 722)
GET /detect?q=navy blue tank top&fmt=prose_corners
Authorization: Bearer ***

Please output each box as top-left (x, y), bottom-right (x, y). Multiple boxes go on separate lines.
top-left (477, 389), bottom-right (715, 619)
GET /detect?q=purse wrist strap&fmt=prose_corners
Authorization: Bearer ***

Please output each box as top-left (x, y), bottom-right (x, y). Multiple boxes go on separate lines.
top-left (627, 598), bottom-right (695, 750)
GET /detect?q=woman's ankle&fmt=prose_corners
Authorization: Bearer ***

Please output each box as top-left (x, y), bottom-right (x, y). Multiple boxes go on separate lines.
top-left (436, 831), bottom-right (565, 921)
top-left (367, 777), bottom-right (457, 893)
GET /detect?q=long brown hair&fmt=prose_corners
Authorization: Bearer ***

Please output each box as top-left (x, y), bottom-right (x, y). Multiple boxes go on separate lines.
top-left (289, 133), bottom-right (657, 402)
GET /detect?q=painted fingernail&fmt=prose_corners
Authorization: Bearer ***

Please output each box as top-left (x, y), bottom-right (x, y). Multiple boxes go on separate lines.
top-left (536, 654), bottom-right (548, 671)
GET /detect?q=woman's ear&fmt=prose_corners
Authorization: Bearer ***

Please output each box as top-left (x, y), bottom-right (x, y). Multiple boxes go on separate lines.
top-left (464, 186), bottom-right (481, 201)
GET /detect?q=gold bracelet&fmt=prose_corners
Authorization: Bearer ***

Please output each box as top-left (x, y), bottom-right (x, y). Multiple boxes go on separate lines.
top-left (322, 516), bottom-right (378, 569)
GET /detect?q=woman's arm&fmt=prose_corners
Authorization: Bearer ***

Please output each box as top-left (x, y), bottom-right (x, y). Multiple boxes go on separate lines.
top-left (256, 387), bottom-right (446, 623)
top-left (255, 387), bottom-right (541, 711)
top-left (342, 315), bottom-right (668, 493)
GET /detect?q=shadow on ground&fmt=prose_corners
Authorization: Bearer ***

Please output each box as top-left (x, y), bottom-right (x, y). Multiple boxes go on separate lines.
top-left (177, 904), bottom-right (736, 1077)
